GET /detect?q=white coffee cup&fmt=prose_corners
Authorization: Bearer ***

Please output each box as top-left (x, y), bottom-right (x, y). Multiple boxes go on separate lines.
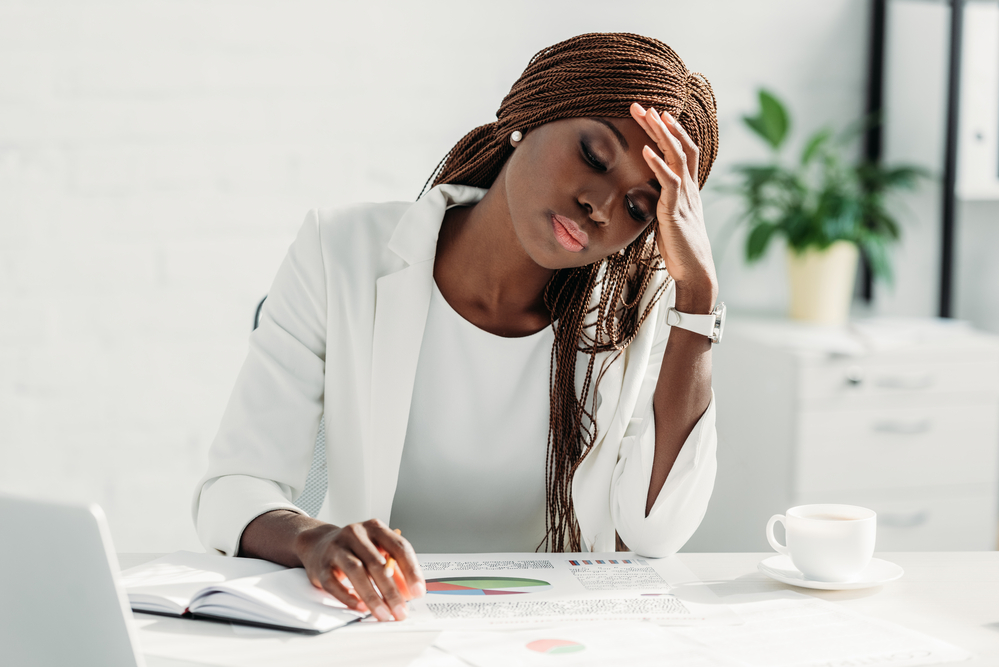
top-left (766, 504), bottom-right (876, 582)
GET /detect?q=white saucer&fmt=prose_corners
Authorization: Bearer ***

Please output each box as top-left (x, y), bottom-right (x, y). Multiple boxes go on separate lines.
top-left (758, 556), bottom-right (904, 590)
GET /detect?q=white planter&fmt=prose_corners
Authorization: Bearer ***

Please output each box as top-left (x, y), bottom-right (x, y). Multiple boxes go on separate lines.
top-left (786, 241), bottom-right (859, 325)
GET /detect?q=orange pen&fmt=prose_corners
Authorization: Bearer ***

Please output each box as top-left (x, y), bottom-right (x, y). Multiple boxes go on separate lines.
top-left (381, 529), bottom-right (413, 601)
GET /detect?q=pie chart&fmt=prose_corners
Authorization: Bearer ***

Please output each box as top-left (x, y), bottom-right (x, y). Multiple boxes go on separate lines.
top-left (424, 576), bottom-right (552, 596)
top-left (526, 639), bottom-right (586, 654)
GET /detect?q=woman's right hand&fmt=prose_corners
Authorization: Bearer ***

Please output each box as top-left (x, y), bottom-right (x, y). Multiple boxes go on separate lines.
top-left (294, 517), bottom-right (425, 622)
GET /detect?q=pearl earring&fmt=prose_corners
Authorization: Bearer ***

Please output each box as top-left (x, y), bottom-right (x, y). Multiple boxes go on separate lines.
top-left (510, 130), bottom-right (523, 144)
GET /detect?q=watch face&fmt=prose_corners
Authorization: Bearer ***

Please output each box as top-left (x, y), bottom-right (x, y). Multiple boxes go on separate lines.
top-left (712, 302), bottom-right (726, 344)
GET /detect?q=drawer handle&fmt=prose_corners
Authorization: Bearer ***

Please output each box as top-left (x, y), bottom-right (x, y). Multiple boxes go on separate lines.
top-left (874, 373), bottom-right (935, 390)
top-left (879, 511), bottom-right (929, 528)
top-left (872, 419), bottom-right (932, 434)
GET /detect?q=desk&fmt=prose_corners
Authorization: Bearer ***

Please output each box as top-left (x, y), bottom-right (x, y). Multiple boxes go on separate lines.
top-left (120, 552), bottom-right (999, 666)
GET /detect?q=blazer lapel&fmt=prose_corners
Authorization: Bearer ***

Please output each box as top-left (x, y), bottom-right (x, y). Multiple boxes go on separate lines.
top-left (368, 260), bottom-right (435, 521)
top-left (366, 184), bottom-right (488, 521)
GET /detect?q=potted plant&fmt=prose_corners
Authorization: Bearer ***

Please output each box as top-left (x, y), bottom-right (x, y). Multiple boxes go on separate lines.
top-left (729, 89), bottom-right (926, 324)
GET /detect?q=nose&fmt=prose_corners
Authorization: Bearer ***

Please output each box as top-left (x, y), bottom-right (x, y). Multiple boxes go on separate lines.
top-left (577, 186), bottom-right (614, 227)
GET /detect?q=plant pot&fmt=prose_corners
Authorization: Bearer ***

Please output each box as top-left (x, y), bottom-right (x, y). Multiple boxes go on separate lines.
top-left (786, 241), bottom-right (859, 325)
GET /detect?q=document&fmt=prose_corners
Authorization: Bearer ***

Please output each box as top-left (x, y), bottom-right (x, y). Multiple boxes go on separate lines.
top-left (428, 591), bottom-right (971, 667)
top-left (434, 622), bottom-right (746, 667)
top-left (671, 591), bottom-right (972, 667)
top-left (397, 552), bottom-right (737, 628)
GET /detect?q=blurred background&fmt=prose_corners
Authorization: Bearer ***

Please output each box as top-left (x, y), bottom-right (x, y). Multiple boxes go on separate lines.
top-left (1, 0), bottom-right (996, 553)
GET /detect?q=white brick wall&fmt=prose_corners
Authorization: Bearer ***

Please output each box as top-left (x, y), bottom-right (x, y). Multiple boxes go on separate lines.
top-left (1, 0), bottom-right (884, 551)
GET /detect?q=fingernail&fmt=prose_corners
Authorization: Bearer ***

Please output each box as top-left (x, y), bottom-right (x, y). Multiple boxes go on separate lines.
top-left (632, 102), bottom-right (646, 114)
top-left (414, 582), bottom-right (426, 597)
top-left (356, 601), bottom-right (369, 612)
top-left (663, 110), bottom-right (675, 124)
top-left (648, 106), bottom-right (657, 118)
top-left (392, 604), bottom-right (408, 621)
top-left (374, 604), bottom-right (392, 622)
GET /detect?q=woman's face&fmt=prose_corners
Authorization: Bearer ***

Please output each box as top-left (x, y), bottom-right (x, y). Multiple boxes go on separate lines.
top-left (500, 116), bottom-right (664, 270)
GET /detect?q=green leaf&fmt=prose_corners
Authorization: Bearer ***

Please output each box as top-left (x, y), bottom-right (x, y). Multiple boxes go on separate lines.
top-left (836, 111), bottom-right (877, 147)
top-left (883, 165), bottom-right (929, 189)
top-left (860, 236), bottom-right (893, 284)
top-left (746, 222), bottom-right (777, 261)
top-left (742, 89), bottom-right (789, 151)
top-left (800, 128), bottom-right (832, 165)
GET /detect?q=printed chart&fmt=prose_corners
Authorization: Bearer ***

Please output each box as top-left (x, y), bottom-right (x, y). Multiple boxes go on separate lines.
top-left (407, 552), bottom-right (736, 627)
top-left (426, 576), bottom-right (552, 596)
top-left (525, 639), bottom-right (586, 655)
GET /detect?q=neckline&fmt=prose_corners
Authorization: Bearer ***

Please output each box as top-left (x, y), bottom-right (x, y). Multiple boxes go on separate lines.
top-left (431, 281), bottom-right (553, 341)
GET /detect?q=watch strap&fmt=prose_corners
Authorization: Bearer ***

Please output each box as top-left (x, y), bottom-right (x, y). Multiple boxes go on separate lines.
top-left (666, 308), bottom-right (716, 337)
top-left (666, 302), bottom-right (725, 343)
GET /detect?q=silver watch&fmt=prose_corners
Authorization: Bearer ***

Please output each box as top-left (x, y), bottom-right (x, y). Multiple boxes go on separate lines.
top-left (666, 302), bottom-right (726, 344)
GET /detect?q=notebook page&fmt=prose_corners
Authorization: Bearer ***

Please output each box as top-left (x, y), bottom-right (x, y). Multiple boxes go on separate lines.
top-left (121, 550), bottom-right (284, 615)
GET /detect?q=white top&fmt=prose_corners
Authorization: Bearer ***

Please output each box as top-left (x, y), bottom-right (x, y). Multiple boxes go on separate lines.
top-left (192, 185), bottom-right (718, 559)
top-left (389, 283), bottom-right (553, 552)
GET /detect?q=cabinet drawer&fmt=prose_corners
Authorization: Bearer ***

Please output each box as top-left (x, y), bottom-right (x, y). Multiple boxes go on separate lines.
top-left (799, 358), bottom-right (999, 409)
top-left (795, 404), bottom-right (999, 494)
top-left (794, 491), bottom-right (998, 551)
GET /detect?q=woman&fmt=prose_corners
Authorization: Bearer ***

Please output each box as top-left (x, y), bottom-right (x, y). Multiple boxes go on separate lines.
top-left (192, 33), bottom-right (720, 624)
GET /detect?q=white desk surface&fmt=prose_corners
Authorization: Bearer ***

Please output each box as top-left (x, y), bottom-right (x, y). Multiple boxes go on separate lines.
top-left (120, 551), bottom-right (999, 666)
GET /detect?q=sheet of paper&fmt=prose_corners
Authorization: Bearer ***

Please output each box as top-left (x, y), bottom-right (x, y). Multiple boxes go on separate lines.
top-left (671, 591), bottom-right (972, 667)
top-left (407, 644), bottom-right (469, 667)
top-left (433, 622), bottom-right (746, 667)
top-left (398, 552), bottom-right (737, 629)
top-left (134, 614), bottom-right (438, 667)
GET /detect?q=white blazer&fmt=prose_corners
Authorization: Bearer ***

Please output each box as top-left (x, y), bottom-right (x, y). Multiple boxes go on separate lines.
top-left (192, 184), bottom-right (717, 558)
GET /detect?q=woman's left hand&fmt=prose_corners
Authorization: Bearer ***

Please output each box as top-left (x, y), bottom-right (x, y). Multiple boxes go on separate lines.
top-left (629, 102), bottom-right (718, 310)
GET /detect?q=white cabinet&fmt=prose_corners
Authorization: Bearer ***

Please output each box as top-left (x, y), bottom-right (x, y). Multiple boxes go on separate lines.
top-left (683, 318), bottom-right (999, 552)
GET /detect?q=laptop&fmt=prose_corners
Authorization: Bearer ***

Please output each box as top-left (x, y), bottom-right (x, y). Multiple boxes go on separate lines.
top-left (0, 494), bottom-right (209, 667)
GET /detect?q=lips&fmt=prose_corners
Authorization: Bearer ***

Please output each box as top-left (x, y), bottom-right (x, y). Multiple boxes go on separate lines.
top-left (551, 213), bottom-right (588, 252)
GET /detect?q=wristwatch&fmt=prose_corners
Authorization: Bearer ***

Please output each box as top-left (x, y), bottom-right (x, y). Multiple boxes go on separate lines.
top-left (666, 302), bottom-right (726, 344)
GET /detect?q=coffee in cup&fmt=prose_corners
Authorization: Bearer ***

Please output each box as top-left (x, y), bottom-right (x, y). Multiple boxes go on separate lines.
top-left (766, 504), bottom-right (876, 582)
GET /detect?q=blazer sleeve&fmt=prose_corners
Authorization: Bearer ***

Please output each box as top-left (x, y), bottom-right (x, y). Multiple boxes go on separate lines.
top-left (609, 292), bottom-right (718, 558)
top-left (191, 210), bottom-right (328, 556)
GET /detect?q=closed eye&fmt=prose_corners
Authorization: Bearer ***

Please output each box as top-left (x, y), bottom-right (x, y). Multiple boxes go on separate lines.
top-left (626, 197), bottom-right (651, 223)
top-left (581, 142), bottom-right (606, 171)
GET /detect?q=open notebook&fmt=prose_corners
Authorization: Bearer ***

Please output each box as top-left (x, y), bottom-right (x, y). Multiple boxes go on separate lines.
top-left (121, 551), bottom-right (364, 634)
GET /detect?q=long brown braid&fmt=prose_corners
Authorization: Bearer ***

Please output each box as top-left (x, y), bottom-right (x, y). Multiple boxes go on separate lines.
top-left (423, 33), bottom-right (719, 552)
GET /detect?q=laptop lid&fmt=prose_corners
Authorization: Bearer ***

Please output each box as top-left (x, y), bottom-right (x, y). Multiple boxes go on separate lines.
top-left (0, 494), bottom-right (145, 667)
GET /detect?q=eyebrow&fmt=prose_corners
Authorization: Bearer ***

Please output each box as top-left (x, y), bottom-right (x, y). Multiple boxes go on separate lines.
top-left (585, 117), bottom-right (662, 199)
top-left (587, 117), bottom-right (629, 151)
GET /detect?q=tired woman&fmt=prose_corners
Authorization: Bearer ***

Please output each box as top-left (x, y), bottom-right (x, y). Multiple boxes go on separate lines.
top-left (192, 32), bottom-right (722, 623)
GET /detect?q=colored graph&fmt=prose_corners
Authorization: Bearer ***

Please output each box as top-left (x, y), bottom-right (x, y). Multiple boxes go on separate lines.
top-left (526, 639), bottom-right (586, 654)
top-left (425, 576), bottom-right (551, 596)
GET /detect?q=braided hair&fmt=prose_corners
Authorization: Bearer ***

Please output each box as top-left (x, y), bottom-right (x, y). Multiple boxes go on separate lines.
top-left (423, 33), bottom-right (719, 552)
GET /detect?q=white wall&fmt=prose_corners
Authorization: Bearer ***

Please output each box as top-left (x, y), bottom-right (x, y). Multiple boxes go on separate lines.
top-left (957, 202), bottom-right (999, 334)
top-left (5, 0), bottom-right (973, 552)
